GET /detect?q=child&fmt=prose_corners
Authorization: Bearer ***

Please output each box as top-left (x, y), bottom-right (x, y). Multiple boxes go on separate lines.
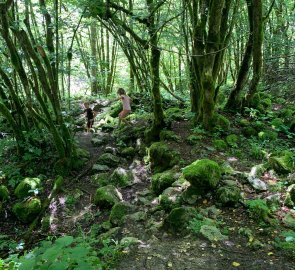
top-left (116, 88), bottom-right (131, 126)
top-left (83, 102), bottom-right (96, 132)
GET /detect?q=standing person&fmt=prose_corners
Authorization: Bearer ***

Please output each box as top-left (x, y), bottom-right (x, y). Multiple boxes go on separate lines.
top-left (83, 102), bottom-right (96, 132)
top-left (116, 88), bottom-right (131, 126)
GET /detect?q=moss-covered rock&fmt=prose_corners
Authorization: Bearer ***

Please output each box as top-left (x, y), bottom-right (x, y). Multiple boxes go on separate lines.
top-left (93, 185), bottom-right (121, 208)
top-left (163, 207), bottom-right (196, 233)
top-left (97, 153), bottom-right (120, 167)
top-left (258, 130), bottom-right (278, 141)
top-left (186, 134), bottom-right (203, 145)
top-left (240, 119), bottom-right (250, 127)
top-left (226, 134), bottom-right (238, 147)
top-left (183, 159), bottom-right (221, 191)
top-left (151, 169), bottom-right (179, 195)
top-left (0, 185), bottom-right (9, 201)
top-left (268, 152), bottom-right (295, 174)
top-left (91, 173), bottom-right (110, 186)
top-left (213, 139), bottom-right (227, 151)
top-left (271, 118), bottom-right (284, 129)
top-left (160, 130), bottom-right (181, 142)
top-left (120, 147), bottom-right (136, 158)
top-left (216, 186), bottom-right (241, 206)
top-left (14, 178), bottom-right (41, 199)
top-left (149, 142), bottom-right (180, 173)
top-left (284, 184), bottom-right (295, 207)
top-left (92, 164), bottom-right (110, 173)
top-left (242, 126), bottom-right (258, 137)
top-left (181, 186), bottom-right (202, 204)
top-left (249, 93), bottom-right (261, 108)
top-left (109, 202), bottom-right (134, 225)
top-left (214, 114), bottom-right (230, 131)
top-left (109, 102), bottom-right (122, 117)
top-left (12, 198), bottom-right (42, 223)
top-left (159, 187), bottom-right (182, 211)
top-left (110, 168), bottom-right (133, 187)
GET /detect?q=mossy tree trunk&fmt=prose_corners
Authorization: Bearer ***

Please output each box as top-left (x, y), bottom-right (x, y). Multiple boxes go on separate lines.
top-left (187, 0), bottom-right (233, 129)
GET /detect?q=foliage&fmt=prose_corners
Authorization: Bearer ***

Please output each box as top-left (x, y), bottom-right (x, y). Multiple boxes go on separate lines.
top-left (4, 235), bottom-right (129, 270)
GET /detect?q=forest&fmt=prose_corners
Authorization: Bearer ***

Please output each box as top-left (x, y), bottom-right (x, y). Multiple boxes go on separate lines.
top-left (0, 0), bottom-right (295, 269)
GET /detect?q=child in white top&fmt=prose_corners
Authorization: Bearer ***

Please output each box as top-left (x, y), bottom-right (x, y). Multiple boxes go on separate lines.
top-left (117, 88), bottom-right (131, 126)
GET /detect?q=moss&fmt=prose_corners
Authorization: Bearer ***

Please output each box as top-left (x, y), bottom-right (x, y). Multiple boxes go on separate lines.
top-left (214, 114), bottom-right (230, 131)
top-left (97, 153), bottom-right (120, 167)
top-left (181, 186), bottom-right (202, 204)
top-left (183, 159), bottom-right (221, 190)
top-left (76, 148), bottom-right (90, 159)
top-left (151, 169), bottom-right (179, 195)
top-left (246, 199), bottom-right (270, 222)
top-left (149, 142), bottom-right (180, 173)
top-left (216, 186), bottom-right (241, 206)
top-left (164, 107), bottom-right (184, 121)
top-left (258, 130), bottom-right (278, 141)
top-left (109, 202), bottom-right (133, 225)
top-left (53, 176), bottom-right (64, 193)
top-left (121, 147), bottom-right (136, 158)
top-left (242, 127), bottom-right (258, 137)
top-left (12, 198), bottom-right (42, 223)
top-left (92, 164), bottom-right (110, 173)
top-left (213, 139), bottom-right (227, 151)
top-left (0, 185), bottom-right (9, 201)
top-left (226, 134), bottom-right (238, 147)
top-left (186, 134), bottom-right (203, 145)
top-left (284, 184), bottom-right (295, 207)
top-left (160, 130), bottom-right (181, 142)
top-left (163, 207), bottom-right (196, 233)
top-left (110, 168), bottom-right (133, 187)
top-left (240, 119), bottom-right (250, 127)
top-left (91, 173), bottom-right (110, 186)
top-left (93, 185), bottom-right (121, 208)
top-left (14, 178), bottom-right (41, 199)
top-left (268, 152), bottom-right (295, 174)
top-left (109, 102), bottom-right (122, 117)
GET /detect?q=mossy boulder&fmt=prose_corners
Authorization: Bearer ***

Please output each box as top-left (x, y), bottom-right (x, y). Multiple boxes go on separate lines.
top-left (213, 139), bottom-right (227, 151)
top-left (181, 186), bottom-right (202, 204)
top-left (109, 202), bottom-right (134, 225)
top-left (91, 173), bottom-right (110, 186)
top-left (226, 134), bottom-right (238, 147)
top-left (92, 164), bottom-right (110, 173)
top-left (214, 114), bottom-right (230, 131)
top-left (97, 153), bottom-right (120, 167)
top-left (258, 130), bottom-right (278, 141)
top-left (12, 198), bottom-right (42, 223)
top-left (0, 185), bottom-right (9, 201)
top-left (268, 152), bottom-right (295, 174)
top-left (110, 168), bottom-right (133, 187)
top-left (216, 186), bottom-right (241, 206)
top-left (159, 187), bottom-right (182, 211)
top-left (284, 184), bottom-right (295, 207)
top-left (242, 127), bottom-right (258, 137)
top-left (160, 130), bottom-right (181, 142)
top-left (151, 169), bottom-right (179, 195)
top-left (271, 118), bottom-right (284, 129)
top-left (186, 134), bottom-right (203, 145)
top-left (93, 185), bottom-right (121, 209)
top-left (14, 178), bottom-right (41, 199)
top-left (120, 147), bottom-right (136, 158)
top-left (183, 159), bottom-right (221, 191)
top-left (240, 119), bottom-right (250, 127)
top-left (163, 207), bottom-right (196, 233)
top-left (149, 142), bottom-right (180, 173)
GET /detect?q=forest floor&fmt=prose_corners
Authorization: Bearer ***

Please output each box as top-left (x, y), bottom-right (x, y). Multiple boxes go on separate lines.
top-left (1, 98), bottom-right (295, 270)
top-left (59, 113), bottom-right (294, 269)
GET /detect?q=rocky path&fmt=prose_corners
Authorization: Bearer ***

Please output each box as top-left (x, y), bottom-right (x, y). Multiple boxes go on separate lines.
top-left (69, 128), bottom-right (294, 270)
